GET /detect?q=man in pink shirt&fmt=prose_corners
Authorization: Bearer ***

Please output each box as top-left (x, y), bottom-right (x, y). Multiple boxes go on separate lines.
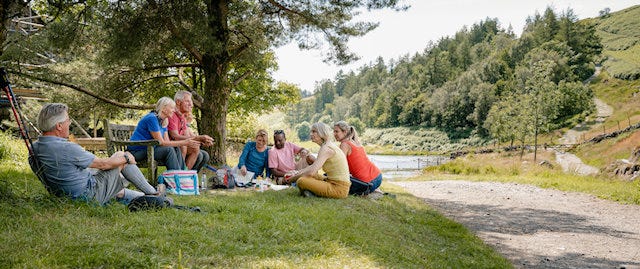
top-left (168, 91), bottom-right (214, 172)
top-left (269, 130), bottom-right (315, 184)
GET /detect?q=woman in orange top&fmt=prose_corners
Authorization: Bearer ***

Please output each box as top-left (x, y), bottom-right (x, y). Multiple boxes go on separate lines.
top-left (333, 121), bottom-right (382, 195)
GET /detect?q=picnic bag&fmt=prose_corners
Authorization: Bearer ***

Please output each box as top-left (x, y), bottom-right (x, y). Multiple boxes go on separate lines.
top-left (157, 170), bottom-right (200, 195)
top-left (211, 166), bottom-right (236, 189)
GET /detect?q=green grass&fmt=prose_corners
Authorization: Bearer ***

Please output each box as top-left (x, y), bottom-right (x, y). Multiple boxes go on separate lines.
top-left (0, 134), bottom-right (510, 268)
top-left (594, 5), bottom-right (640, 80)
top-left (424, 152), bottom-right (640, 205)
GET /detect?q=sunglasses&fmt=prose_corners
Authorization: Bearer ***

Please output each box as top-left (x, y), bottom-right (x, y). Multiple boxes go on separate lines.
top-left (274, 130), bottom-right (284, 135)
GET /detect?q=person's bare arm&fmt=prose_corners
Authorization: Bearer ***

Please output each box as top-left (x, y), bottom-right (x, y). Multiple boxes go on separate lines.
top-left (287, 145), bottom-right (334, 182)
top-left (168, 129), bottom-right (193, 141)
top-left (89, 151), bottom-right (134, 170)
top-left (150, 131), bottom-right (200, 148)
top-left (339, 142), bottom-right (351, 156)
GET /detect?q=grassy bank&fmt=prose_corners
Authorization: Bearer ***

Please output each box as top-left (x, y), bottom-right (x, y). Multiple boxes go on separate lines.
top-left (421, 150), bottom-right (640, 205)
top-left (0, 134), bottom-right (510, 268)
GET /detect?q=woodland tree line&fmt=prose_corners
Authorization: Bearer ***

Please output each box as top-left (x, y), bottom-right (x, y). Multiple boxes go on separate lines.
top-left (286, 7), bottom-right (601, 152)
top-left (0, 0), bottom-right (406, 164)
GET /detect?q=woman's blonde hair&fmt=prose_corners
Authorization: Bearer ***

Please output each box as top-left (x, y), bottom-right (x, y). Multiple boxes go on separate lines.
top-left (155, 97), bottom-right (175, 114)
top-left (256, 129), bottom-right (268, 144)
top-left (333, 120), bottom-right (359, 144)
top-left (311, 122), bottom-right (333, 144)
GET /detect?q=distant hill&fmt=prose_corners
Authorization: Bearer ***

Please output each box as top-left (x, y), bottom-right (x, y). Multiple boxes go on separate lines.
top-left (591, 5), bottom-right (640, 80)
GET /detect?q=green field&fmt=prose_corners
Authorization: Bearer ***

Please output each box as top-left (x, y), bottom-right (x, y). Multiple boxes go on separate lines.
top-left (0, 133), bottom-right (510, 268)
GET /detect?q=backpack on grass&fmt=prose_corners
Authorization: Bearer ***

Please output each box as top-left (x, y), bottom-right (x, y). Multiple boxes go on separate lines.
top-left (127, 195), bottom-right (201, 212)
top-left (206, 165), bottom-right (236, 189)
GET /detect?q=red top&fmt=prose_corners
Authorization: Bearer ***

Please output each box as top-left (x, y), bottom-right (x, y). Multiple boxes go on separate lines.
top-left (167, 111), bottom-right (187, 139)
top-left (344, 140), bottom-right (381, 182)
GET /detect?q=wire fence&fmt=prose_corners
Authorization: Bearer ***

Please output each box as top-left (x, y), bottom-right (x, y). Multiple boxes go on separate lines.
top-left (368, 155), bottom-right (449, 171)
top-left (576, 116), bottom-right (640, 145)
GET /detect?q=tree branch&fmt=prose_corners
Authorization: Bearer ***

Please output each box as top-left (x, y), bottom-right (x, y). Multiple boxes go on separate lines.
top-left (118, 63), bottom-right (200, 74)
top-left (9, 70), bottom-right (154, 110)
top-left (232, 70), bottom-right (252, 87)
top-left (176, 67), bottom-right (204, 108)
top-left (147, 0), bottom-right (203, 63)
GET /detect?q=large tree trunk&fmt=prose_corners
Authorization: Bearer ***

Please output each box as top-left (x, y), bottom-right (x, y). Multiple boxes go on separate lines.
top-left (200, 0), bottom-right (230, 166)
top-left (201, 55), bottom-right (230, 165)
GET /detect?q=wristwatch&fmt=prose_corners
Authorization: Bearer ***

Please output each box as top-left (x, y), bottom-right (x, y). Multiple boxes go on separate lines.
top-left (123, 154), bottom-right (131, 164)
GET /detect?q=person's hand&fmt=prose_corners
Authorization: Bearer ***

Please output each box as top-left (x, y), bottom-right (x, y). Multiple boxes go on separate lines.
top-left (241, 165), bottom-right (247, 176)
top-left (198, 135), bottom-right (214, 147)
top-left (123, 152), bottom-right (136, 165)
top-left (185, 139), bottom-right (201, 149)
top-left (284, 170), bottom-right (298, 183)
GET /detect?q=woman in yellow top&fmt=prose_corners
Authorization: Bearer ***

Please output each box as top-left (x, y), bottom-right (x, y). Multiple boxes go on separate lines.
top-left (286, 122), bottom-right (351, 198)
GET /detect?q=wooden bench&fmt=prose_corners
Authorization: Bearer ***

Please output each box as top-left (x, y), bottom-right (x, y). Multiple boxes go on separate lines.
top-left (103, 119), bottom-right (161, 185)
top-left (73, 137), bottom-right (107, 153)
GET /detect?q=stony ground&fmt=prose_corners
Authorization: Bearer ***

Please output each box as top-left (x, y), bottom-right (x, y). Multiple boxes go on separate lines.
top-left (392, 180), bottom-right (640, 269)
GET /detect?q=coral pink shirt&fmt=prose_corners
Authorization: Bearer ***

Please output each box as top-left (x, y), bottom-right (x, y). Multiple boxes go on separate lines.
top-left (167, 111), bottom-right (187, 139)
top-left (268, 142), bottom-right (302, 172)
top-left (344, 140), bottom-right (381, 182)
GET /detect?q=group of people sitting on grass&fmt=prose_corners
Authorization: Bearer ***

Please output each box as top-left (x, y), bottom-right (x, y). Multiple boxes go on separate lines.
top-left (31, 94), bottom-right (384, 205)
top-left (237, 121), bottom-right (383, 199)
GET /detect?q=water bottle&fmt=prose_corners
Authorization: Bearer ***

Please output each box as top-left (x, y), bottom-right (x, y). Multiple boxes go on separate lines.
top-left (201, 173), bottom-right (207, 192)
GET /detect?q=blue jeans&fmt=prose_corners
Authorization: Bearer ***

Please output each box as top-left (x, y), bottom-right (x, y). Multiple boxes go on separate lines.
top-left (192, 150), bottom-right (210, 172)
top-left (349, 173), bottom-right (382, 195)
top-left (130, 146), bottom-right (184, 170)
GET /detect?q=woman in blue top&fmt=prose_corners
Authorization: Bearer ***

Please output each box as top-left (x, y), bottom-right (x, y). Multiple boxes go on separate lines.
top-left (237, 129), bottom-right (270, 179)
top-left (128, 97), bottom-right (200, 170)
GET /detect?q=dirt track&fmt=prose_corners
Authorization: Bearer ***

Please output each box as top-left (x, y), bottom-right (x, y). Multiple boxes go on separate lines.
top-left (392, 180), bottom-right (640, 269)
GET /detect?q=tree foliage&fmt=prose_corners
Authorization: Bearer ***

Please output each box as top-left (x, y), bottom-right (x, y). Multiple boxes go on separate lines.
top-left (2, 0), bottom-right (407, 164)
top-left (285, 7), bottom-right (602, 147)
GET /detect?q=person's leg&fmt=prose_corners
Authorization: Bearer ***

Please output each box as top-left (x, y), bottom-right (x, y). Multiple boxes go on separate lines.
top-left (154, 146), bottom-right (183, 170)
top-left (369, 173), bottom-right (383, 192)
top-left (180, 145), bottom-right (187, 160)
top-left (191, 150), bottom-right (209, 172)
top-left (117, 189), bottom-right (145, 204)
top-left (297, 176), bottom-right (350, 198)
top-left (130, 149), bottom-right (147, 163)
top-left (185, 146), bottom-right (199, 170)
top-left (92, 168), bottom-right (127, 205)
top-left (175, 147), bottom-right (185, 169)
top-left (121, 164), bottom-right (158, 194)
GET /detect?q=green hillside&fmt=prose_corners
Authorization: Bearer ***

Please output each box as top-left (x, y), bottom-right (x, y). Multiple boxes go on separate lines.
top-left (592, 5), bottom-right (640, 79)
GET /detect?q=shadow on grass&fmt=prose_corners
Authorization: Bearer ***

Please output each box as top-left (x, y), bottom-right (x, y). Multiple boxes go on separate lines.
top-left (0, 170), bottom-right (511, 268)
top-left (420, 197), bottom-right (640, 269)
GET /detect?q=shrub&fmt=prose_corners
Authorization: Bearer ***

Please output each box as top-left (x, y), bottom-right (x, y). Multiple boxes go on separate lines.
top-left (0, 131), bottom-right (28, 163)
top-left (295, 122), bottom-right (311, 141)
top-left (361, 127), bottom-right (489, 153)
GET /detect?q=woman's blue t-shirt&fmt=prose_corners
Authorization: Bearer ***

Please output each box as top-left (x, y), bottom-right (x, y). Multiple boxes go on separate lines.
top-left (238, 141), bottom-right (270, 178)
top-left (128, 112), bottom-right (165, 151)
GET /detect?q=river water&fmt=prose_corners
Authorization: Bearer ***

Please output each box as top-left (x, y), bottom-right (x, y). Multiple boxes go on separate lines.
top-left (368, 155), bottom-right (449, 179)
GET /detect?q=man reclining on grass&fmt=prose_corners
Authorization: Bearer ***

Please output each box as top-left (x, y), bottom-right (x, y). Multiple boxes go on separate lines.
top-left (32, 103), bottom-right (161, 205)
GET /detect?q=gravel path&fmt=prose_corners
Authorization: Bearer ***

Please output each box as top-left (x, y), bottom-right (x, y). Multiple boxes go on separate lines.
top-left (392, 180), bottom-right (640, 269)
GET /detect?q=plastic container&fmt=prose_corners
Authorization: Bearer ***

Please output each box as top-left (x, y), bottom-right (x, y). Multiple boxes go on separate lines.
top-left (201, 173), bottom-right (207, 192)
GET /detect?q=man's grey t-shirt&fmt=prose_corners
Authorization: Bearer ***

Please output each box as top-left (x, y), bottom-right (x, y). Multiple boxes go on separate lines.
top-left (34, 136), bottom-right (95, 198)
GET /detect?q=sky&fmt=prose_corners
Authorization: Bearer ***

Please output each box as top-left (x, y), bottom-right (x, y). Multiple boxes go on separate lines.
top-left (272, 0), bottom-right (640, 92)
